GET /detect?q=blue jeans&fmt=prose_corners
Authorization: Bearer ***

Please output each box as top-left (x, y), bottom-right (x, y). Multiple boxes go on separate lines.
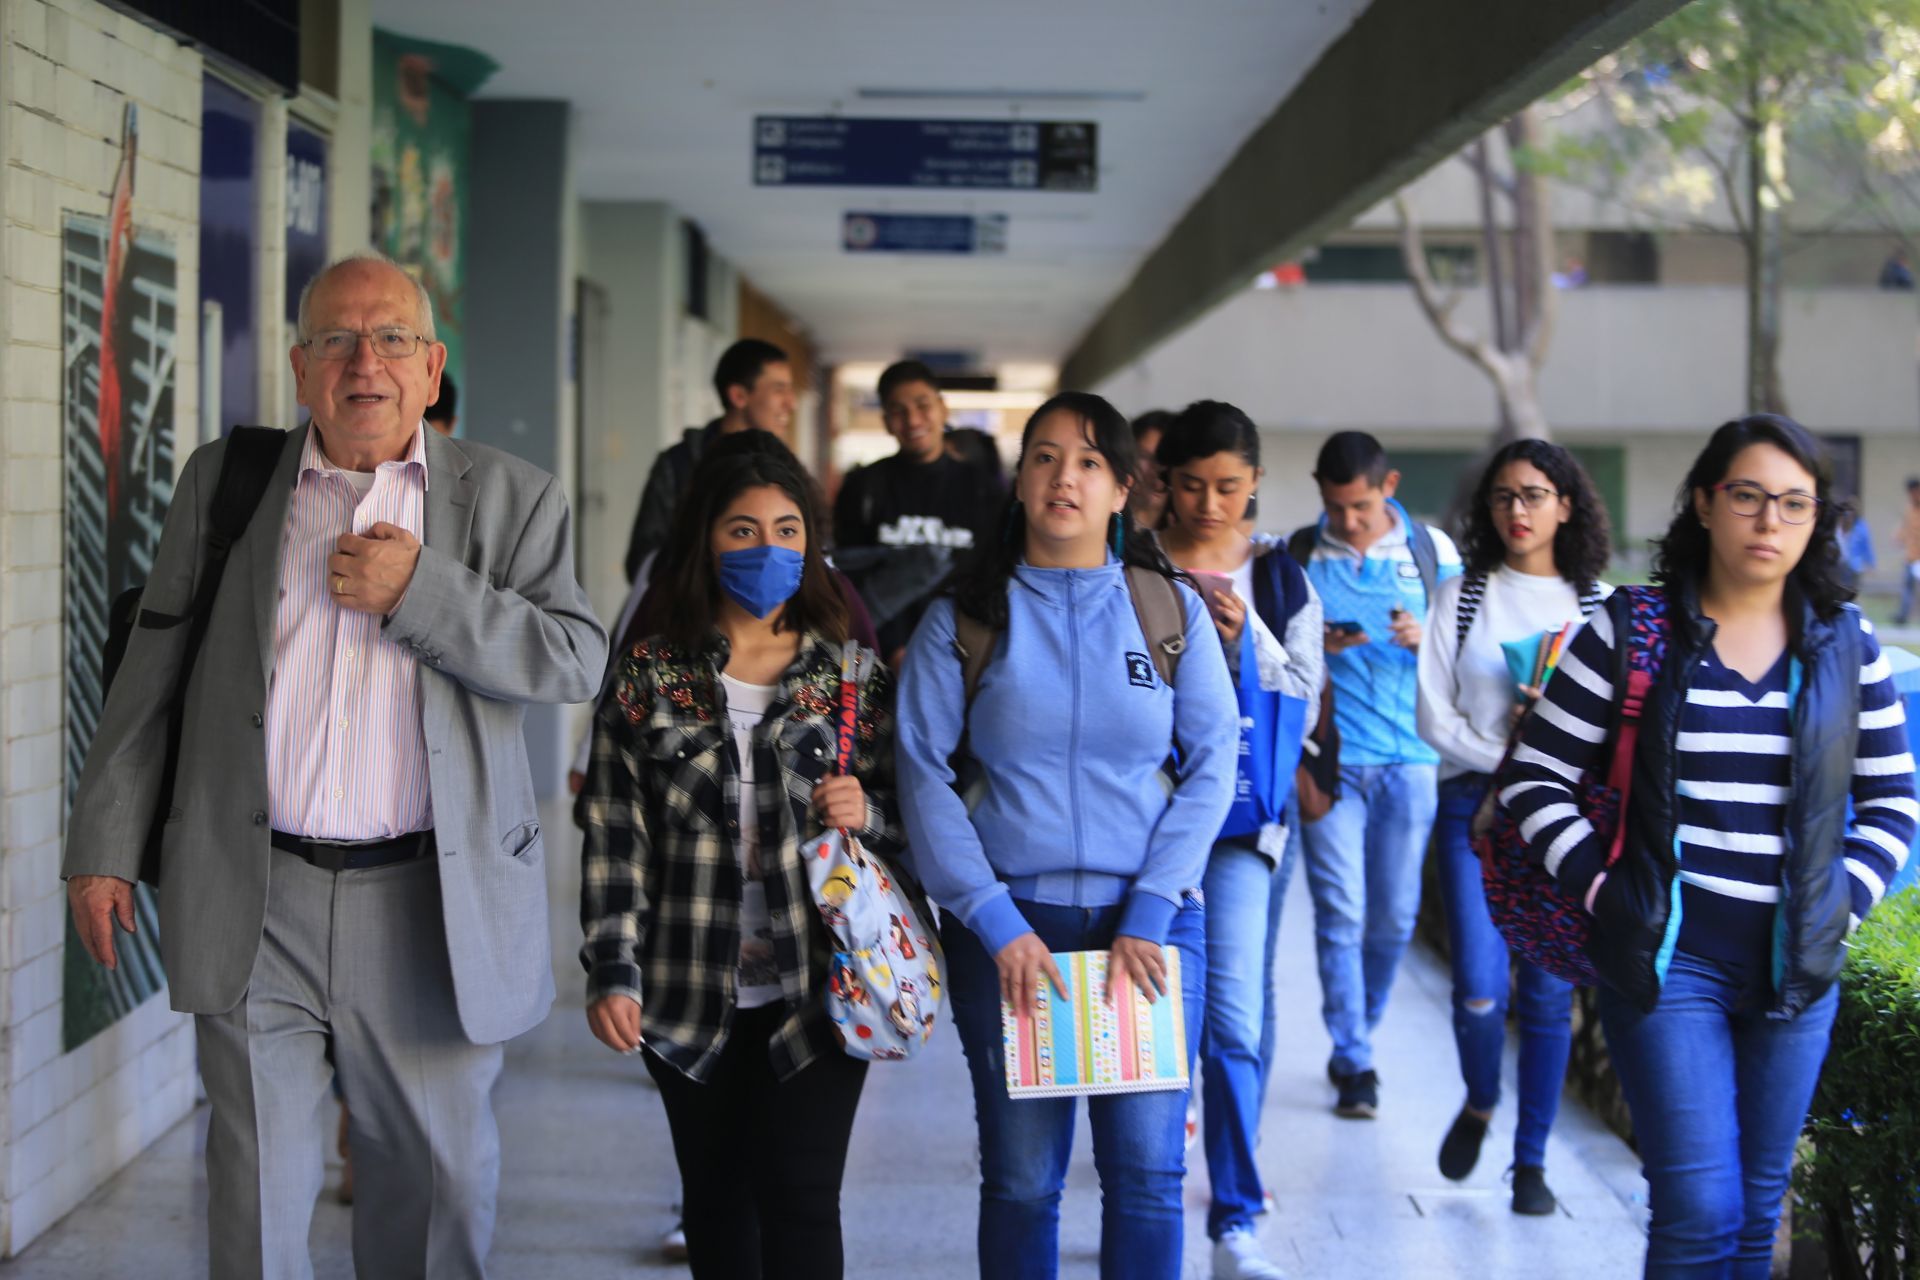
top-left (1200, 839), bottom-right (1272, 1239)
top-left (1435, 772), bottom-right (1573, 1168)
top-left (1299, 763), bottom-right (1438, 1077)
top-left (1255, 822), bottom-right (1301, 1109)
top-left (945, 897), bottom-right (1207, 1280)
top-left (1598, 951), bottom-right (1838, 1278)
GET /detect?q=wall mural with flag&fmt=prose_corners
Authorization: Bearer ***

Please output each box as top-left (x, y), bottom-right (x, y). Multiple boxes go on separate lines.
top-left (60, 105), bottom-right (177, 1050)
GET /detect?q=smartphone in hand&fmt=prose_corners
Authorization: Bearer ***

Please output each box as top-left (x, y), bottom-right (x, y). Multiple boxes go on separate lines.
top-left (1327, 620), bottom-right (1366, 637)
top-left (1192, 571), bottom-right (1236, 611)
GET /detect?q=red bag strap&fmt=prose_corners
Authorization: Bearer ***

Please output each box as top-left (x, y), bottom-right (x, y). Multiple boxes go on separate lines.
top-left (835, 641), bottom-right (861, 777)
top-left (1602, 667), bottom-right (1651, 869)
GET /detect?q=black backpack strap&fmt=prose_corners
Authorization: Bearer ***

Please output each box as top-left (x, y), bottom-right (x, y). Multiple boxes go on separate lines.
top-left (1454, 571), bottom-right (1488, 657)
top-left (1286, 525), bottom-right (1318, 569)
top-left (137, 427), bottom-right (290, 886)
top-left (173, 427), bottom-right (289, 623)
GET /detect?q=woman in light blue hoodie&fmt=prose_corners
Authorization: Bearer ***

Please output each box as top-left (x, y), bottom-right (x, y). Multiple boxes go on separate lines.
top-left (897, 391), bottom-right (1238, 1280)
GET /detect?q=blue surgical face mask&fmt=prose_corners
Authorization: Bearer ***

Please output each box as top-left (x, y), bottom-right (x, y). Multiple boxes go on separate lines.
top-left (717, 545), bottom-right (806, 619)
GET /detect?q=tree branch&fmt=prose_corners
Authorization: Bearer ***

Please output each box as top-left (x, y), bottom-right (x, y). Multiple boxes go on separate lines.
top-left (1700, 143), bottom-right (1752, 240)
top-left (1397, 195), bottom-right (1503, 382)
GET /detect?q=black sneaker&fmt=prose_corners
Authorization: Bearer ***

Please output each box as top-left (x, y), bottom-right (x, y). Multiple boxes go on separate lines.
top-left (1438, 1107), bottom-right (1490, 1181)
top-left (1326, 1059), bottom-right (1345, 1086)
top-left (1334, 1069), bottom-right (1379, 1119)
top-left (1510, 1165), bottom-right (1557, 1216)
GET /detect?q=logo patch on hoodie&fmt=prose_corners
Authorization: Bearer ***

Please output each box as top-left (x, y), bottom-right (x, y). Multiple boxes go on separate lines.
top-left (1125, 652), bottom-right (1156, 689)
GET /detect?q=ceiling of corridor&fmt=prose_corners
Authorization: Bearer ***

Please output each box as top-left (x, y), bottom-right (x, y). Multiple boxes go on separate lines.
top-left (373, 1), bottom-right (1372, 368)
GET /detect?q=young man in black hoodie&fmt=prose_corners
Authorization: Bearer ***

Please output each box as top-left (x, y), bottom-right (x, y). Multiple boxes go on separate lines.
top-left (621, 338), bottom-right (795, 580)
top-left (833, 361), bottom-right (1002, 658)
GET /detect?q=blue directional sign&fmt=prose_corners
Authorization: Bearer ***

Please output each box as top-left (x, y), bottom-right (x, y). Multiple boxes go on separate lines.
top-left (842, 212), bottom-right (1007, 255)
top-left (755, 117), bottom-right (1097, 191)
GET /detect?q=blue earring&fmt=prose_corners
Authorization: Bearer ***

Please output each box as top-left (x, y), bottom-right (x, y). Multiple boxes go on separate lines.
top-left (1110, 512), bottom-right (1126, 560)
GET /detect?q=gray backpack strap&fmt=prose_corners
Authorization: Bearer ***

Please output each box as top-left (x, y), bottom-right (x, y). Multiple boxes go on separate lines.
top-left (951, 611), bottom-right (997, 706)
top-left (1408, 519), bottom-right (1440, 604)
top-left (1454, 571), bottom-right (1488, 657)
top-left (1124, 565), bottom-right (1187, 688)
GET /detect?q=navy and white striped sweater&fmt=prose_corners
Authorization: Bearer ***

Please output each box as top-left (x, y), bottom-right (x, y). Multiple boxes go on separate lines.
top-left (1502, 606), bottom-right (1916, 960)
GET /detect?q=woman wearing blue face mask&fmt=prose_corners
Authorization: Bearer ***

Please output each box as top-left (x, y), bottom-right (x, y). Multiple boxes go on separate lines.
top-left (580, 432), bottom-right (903, 1280)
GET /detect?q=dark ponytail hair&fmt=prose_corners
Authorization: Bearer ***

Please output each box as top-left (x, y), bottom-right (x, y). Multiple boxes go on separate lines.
top-left (1154, 399), bottom-right (1261, 473)
top-left (655, 430), bottom-right (848, 650)
top-left (1460, 439), bottom-right (1612, 591)
top-left (951, 391), bottom-right (1184, 628)
top-left (1651, 413), bottom-right (1852, 620)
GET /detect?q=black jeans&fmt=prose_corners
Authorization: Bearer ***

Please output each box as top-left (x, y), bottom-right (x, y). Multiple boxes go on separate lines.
top-left (645, 1005), bottom-right (869, 1280)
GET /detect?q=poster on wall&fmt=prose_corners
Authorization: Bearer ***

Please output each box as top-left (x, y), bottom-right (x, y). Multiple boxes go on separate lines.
top-left (370, 29), bottom-right (494, 393)
top-left (61, 106), bottom-right (177, 1050)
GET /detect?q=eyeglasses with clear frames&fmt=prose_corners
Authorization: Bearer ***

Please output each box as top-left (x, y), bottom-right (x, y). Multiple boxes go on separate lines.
top-left (303, 327), bottom-right (424, 360)
top-left (1487, 486), bottom-right (1559, 512)
top-left (1713, 482), bottom-right (1821, 525)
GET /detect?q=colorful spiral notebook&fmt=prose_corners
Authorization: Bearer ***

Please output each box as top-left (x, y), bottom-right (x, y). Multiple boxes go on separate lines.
top-left (1000, 948), bottom-right (1189, 1099)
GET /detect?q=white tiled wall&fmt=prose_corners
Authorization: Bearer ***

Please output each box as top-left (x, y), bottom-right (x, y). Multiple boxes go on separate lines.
top-left (0, 0), bottom-right (203, 1255)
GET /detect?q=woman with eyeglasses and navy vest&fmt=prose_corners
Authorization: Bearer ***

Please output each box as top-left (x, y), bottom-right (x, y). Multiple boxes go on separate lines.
top-left (895, 391), bottom-right (1237, 1280)
top-left (1499, 415), bottom-right (1915, 1277)
top-left (1414, 440), bottom-right (1612, 1217)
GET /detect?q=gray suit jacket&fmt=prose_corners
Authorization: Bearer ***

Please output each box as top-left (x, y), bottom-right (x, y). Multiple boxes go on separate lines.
top-left (63, 426), bottom-right (608, 1045)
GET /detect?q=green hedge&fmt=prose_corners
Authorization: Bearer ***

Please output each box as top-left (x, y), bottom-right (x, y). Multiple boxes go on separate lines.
top-left (1795, 889), bottom-right (1920, 1279)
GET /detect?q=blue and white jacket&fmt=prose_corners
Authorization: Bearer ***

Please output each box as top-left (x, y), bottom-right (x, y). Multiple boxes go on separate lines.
top-left (896, 560), bottom-right (1238, 956)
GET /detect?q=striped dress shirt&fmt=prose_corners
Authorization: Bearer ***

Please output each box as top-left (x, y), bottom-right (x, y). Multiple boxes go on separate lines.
top-left (265, 424), bottom-right (433, 840)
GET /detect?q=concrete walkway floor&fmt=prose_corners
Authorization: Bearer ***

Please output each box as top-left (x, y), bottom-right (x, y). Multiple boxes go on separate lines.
top-left (6, 811), bottom-right (1652, 1278)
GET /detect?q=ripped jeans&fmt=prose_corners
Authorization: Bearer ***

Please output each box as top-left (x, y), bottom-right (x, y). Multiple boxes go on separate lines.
top-left (1434, 772), bottom-right (1573, 1169)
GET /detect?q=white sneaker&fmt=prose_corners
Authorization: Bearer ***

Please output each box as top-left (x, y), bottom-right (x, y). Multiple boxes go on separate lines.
top-left (660, 1217), bottom-right (688, 1263)
top-left (1213, 1227), bottom-right (1287, 1280)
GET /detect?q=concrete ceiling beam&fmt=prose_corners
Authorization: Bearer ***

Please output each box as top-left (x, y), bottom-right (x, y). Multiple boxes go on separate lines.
top-left (1058, 0), bottom-right (1692, 391)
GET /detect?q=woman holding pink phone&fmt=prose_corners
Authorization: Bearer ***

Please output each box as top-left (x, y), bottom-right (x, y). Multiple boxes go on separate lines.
top-left (1154, 400), bottom-right (1322, 1280)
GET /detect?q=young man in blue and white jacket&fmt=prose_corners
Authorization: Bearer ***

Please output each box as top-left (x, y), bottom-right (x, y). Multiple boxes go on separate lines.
top-left (1289, 431), bottom-right (1462, 1119)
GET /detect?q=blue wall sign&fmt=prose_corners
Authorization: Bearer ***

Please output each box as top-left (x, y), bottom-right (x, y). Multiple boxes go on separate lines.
top-left (755, 117), bottom-right (1096, 191)
top-left (285, 122), bottom-right (329, 325)
top-left (843, 212), bottom-right (1007, 255)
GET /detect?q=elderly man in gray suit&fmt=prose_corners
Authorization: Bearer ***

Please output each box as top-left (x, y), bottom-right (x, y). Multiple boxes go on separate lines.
top-left (62, 252), bottom-right (607, 1279)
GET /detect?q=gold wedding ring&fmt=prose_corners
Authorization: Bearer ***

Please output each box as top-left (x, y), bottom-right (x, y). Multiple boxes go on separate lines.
top-left (333, 575), bottom-right (346, 594)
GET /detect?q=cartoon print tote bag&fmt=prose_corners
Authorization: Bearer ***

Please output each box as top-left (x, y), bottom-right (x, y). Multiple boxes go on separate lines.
top-left (804, 642), bottom-right (945, 1061)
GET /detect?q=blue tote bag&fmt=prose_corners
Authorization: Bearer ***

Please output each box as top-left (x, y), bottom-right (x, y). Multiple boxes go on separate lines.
top-left (1219, 624), bottom-right (1308, 839)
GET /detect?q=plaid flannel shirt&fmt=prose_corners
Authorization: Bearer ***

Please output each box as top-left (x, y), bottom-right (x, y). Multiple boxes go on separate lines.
top-left (580, 630), bottom-right (904, 1082)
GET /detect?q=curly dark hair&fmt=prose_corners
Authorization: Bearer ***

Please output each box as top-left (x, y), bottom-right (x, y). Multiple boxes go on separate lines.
top-left (951, 391), bottom-right (1184, 628)
top-left (1459, 440), bottom-right (1612, 591)
top-left (1651, 413), bottom-right (1853, 620)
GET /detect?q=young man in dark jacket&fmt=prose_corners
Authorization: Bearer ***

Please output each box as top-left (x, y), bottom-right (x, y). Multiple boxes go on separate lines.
top-left (622, 338), bottom-right (795, 580)
top-left (832, 360), bottom-right (1003, 659)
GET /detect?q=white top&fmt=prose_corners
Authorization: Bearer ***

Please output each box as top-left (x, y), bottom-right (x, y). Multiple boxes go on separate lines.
top-left (1416, 565), bottom-right (1612, 781)
top-left (720, 674), bottom-right (783, 1009)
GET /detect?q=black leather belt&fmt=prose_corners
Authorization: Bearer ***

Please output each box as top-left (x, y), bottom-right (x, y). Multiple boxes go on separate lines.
top-left (270, 829), bottom-right (435, 872)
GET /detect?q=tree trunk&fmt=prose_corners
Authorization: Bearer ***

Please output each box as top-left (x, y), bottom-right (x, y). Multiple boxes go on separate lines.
top-left (1746, 85), bottom-right (1789, 416)
top-left (1493, 353), bottom-right (1550, 444)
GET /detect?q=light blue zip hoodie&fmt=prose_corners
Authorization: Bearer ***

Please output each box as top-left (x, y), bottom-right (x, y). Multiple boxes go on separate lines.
top-left (896, 560), bottom-right (1238, 956)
